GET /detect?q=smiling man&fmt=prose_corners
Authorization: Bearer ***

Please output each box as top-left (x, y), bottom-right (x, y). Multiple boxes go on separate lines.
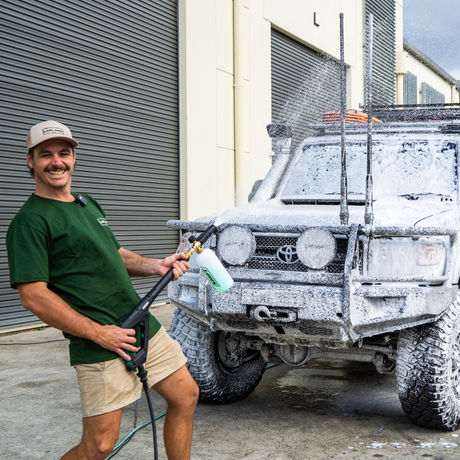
top-left (26, 125), bottom-right (77, 198)
top-left (6, 121), bottom-right (197, 460)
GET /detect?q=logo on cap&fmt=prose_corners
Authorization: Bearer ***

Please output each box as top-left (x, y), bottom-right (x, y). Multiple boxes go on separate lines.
top-left (42, 127), bottom-right (65, 136)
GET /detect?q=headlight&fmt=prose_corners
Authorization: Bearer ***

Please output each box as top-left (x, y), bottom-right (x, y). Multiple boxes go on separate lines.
top-left (366, 236), bottom-right (448, 277)
top-left (217, 226), bottom-right (256, 266)
top-left (297, 228), bottom-right (337, 269)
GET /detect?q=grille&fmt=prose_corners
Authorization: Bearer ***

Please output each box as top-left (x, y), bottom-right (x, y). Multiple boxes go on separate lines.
top-left (299, 322), bottom-right (333, 336)
top-left (225, 318), bottom-right (334, 336)
top-left (243, 234), bottom-right (348, 273)
top-left (226, 318), bottom-right (258, 330)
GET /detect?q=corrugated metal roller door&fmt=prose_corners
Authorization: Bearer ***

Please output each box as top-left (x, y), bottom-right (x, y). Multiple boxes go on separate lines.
top-left (364, 0), bottom-right (396, 106)
top-left (404, 71), bottom-right (418, 105)
top-left (271, 29), bottom-right (341, 150)
top-left (0, 0), bottom-right (179, 331)
top-left (421, 82), bottom-right (446, 104)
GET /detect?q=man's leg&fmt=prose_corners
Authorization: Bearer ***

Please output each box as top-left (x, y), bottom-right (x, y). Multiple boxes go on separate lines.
top-left (60, 409), bottom-right (122, 460)
top-left (152, 365), bottom-right (199, 460)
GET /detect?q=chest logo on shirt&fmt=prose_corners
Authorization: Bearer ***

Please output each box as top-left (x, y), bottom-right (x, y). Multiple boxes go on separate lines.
top-left (97, 218), bottom-right (108, 227)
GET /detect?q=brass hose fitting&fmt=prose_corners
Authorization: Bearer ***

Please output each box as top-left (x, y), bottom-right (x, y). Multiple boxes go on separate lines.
top-left (184, 240), bottom-right (203, 259)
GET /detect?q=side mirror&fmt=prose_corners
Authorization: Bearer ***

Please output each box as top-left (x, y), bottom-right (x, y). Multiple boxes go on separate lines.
top-left (266, 123), bottom-right (292, 139)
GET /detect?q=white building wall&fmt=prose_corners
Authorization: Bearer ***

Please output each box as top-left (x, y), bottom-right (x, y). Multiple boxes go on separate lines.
top-left (395, 0), bottom-right (460, 105)
top-left (179, 0), bottom-right (460, 222)
top-left (405, 53), bottom-right (460, 104)
top-left (179, 0), bottom-right (366, 221)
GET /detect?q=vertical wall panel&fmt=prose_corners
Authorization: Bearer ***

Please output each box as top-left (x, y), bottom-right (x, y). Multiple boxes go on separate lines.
top-left (0, 0), bottom-right (179, 330)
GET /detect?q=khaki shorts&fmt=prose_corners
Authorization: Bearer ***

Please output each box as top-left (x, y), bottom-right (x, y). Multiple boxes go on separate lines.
top-left (75, 326), bottom-right (187, 418)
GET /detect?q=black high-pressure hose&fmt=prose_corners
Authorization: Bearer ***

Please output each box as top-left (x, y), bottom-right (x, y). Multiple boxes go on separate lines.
top-left (137, 364), bottom-right (159, 460)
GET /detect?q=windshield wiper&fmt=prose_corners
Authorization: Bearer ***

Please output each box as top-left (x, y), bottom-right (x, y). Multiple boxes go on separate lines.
top-left (400, 193), bottom-right (455, 202)
top-left (280, 194), bottom-right (367, 205)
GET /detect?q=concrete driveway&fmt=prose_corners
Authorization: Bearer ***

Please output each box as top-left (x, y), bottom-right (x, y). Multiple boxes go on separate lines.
top-left (1, 304), bottom-right (459, 459)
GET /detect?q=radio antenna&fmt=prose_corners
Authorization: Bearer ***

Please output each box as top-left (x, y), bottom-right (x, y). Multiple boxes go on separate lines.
top-left (339, 12), bottom-right (349, 226)
top-left (364, 13), bottom-right (375, 229)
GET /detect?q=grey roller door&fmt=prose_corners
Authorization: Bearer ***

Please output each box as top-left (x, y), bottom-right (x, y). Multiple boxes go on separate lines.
top-left (0, 0), bottom-right (179, 331)
top-left (364, 0), bottom-right (396, 106)
top-left (404, 71), bottom-right (418, 105)
top-left (271, 28), bottom-right (341, 150)
top-left (421, 82), bottom-right (446, 104)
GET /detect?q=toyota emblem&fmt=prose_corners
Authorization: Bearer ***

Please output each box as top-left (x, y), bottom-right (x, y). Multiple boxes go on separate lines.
top-left (276, 245), bottom-right (298, 264)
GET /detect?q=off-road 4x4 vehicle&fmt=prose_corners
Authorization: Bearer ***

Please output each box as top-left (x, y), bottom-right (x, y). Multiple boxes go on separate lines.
top-left (167, 116), bottom-right (460, 431)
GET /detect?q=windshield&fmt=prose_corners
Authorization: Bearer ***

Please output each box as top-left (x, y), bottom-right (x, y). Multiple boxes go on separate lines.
top-left (277, 138), bottom-right (458, 199)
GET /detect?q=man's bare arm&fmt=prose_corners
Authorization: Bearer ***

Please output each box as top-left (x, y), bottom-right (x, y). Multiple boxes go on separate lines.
top-left (118, 247), bottom-right (190, 280)
top-left (16, 281), bottom-right (138, 361)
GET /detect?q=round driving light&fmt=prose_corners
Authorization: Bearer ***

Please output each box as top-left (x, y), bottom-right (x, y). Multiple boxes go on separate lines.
top-left (218, 226), bottom-right (256, 266)
top-left (297, 228), bottom-right (336, 269)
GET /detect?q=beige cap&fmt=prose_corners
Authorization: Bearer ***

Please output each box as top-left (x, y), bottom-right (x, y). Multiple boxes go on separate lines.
top-left (26, 120), bottom-right (79, 152)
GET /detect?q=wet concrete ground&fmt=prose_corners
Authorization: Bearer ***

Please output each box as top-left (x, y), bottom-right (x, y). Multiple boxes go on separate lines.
top-left (1, 304), bottom-right (460, 459)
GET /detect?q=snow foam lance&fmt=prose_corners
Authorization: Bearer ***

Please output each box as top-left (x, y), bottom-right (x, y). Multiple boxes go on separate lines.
top-left (118, 224), bottom-right (232, 460)
top-left (120, 225), bottom-right (231, 371)
top-left (185, 225), bottom-right (234, 293)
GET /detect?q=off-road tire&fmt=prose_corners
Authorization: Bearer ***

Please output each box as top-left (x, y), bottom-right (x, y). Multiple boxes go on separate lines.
top-left (396, 292), bottom-right (460, 430)
top-left (169, 308), bottom-right (266, 404)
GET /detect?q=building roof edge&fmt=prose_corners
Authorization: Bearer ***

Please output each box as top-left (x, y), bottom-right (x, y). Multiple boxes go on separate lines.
top-left (403, 38), bottom-right (460, 91)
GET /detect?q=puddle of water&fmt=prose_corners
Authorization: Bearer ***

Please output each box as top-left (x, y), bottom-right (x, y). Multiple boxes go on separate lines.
top-left (275, 362), bottom-right (400, 416)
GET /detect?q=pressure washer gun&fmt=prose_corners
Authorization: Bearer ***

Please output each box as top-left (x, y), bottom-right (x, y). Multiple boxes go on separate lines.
top-left (119, 224), bottom-right (232, 370)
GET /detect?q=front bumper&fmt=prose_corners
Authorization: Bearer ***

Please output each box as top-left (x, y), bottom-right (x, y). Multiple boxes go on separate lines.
top-left (167, 221), bottom-right (458, 346)
top-left (168, 268), bottom-right (456, 345)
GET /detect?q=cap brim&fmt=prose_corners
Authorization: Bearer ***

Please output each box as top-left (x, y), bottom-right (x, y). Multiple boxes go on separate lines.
top-left (28, 136), bottom-right (79, 150)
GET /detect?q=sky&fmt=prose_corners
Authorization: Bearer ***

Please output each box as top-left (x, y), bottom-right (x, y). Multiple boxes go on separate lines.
top-left (403, 0), bottom-right (460, 81)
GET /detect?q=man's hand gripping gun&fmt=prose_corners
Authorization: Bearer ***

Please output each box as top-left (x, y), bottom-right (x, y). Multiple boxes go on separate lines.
top-left (119, 225), bottom-right (218, 370)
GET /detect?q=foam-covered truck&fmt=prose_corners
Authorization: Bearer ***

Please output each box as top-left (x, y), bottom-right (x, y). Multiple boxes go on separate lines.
top-left (168, 118), bottom-right (460, 431)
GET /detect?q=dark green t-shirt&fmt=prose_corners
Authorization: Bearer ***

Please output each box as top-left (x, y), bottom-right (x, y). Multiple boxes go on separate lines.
top-left (6, 193), bottom-right (161, 365)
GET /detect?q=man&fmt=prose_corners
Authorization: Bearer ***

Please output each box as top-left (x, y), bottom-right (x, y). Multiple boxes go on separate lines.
top-left (6, 120), bottom-right (198, 460)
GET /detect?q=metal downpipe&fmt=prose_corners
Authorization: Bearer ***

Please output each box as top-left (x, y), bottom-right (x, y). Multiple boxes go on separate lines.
top-left (234, 0), bottom-right (248, 206)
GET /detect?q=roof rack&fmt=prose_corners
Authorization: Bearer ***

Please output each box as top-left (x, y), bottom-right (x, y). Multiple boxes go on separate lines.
top-left (360, 103), bottom-right (460, 122)
top-left (308, 120), bottom-right (460, 136)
